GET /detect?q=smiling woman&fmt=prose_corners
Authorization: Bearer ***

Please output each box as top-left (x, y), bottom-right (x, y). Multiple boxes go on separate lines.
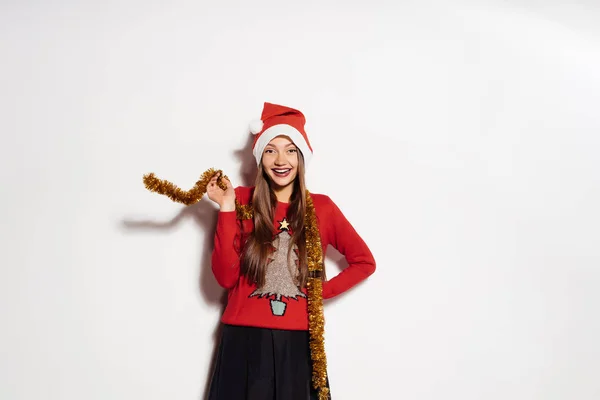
top-left (204, 102), bottom-right (376, 400)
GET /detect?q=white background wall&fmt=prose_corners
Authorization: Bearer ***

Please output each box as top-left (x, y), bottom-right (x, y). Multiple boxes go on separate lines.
top-left (1, 1), bottom-right (599, 399)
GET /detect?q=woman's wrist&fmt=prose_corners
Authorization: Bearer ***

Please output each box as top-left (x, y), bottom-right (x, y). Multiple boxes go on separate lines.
top-left (220, 201), bottom-right (236, 212)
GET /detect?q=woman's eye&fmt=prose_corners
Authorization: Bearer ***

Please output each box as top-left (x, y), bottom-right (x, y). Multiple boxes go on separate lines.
top-left (288, 148), bottom-right (297, 153)
top-left (265, 149), bottom-right (275, 154)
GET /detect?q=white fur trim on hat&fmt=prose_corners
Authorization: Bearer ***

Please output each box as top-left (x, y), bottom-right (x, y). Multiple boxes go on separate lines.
top-left (249, 119), bottom-right (264, 135)
top-left (253, 124), bottom-right (313, 166)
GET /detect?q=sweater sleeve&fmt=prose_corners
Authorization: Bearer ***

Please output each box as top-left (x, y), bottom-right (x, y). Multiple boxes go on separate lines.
top-left (211, 211), bottom-right (241, 289)
top-left (321, 197), bottom-right (376, 299)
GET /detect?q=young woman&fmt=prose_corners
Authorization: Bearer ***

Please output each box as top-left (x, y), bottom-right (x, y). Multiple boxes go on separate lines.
top-left (206, 102), bottom-right (376, 400)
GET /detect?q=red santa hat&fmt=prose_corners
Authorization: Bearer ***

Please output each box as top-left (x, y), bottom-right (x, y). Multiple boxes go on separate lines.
top-left (249, 102), bottom-right (313, 166)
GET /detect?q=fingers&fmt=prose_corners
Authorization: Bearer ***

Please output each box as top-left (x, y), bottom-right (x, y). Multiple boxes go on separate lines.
top-left (207, 172), bottom-right (233, 192)
top-left (214, 171), bottom-right (232, 188)
top-left (222, 176), bottom-right (233, 188)
top-left (208, 172), bottom-right (220, 189)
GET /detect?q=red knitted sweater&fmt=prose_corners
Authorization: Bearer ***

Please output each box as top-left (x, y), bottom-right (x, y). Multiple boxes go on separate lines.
top-left (211, 186), bottom-right (375, 330)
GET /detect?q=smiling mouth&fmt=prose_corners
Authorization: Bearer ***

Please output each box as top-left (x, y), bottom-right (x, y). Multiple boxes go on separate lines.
top-left (272, 168), bottom-right (291, 177)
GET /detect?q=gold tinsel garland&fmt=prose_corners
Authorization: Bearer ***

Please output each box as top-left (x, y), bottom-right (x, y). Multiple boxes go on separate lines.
top-left (143, 169), bottom-right (329, 399)
top-left (143, 169), bottom-right (255, 221)
top-left (143, 168), bottom-right (224, 206)
top-left (305, 193), bottom-right (330, 400)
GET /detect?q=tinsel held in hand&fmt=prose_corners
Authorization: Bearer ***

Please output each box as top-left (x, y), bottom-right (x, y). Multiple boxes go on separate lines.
top-left (142, 169), bottom-right (330, 400)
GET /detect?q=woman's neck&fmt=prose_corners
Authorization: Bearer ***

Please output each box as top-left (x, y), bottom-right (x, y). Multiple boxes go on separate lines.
top-left (273, 185), bottom-right (293, 203)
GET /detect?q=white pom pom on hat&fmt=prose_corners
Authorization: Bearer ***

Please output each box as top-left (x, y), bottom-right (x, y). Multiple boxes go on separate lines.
top-left (249, 119), bottom-right (264, 135)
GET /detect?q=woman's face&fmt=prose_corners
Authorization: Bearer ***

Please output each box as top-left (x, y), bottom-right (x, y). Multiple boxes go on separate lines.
top-left (261, 135), bottom-right (299, 193)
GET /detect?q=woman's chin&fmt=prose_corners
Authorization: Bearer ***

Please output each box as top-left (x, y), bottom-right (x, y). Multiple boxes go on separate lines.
top-left (268, 174), bottom-right (296, 191)
top-left (271, 180), bottom-right (292, 189)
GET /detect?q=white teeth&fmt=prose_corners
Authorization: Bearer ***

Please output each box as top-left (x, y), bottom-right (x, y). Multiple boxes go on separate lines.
top-left (274, 169), bottom-right (290, 173)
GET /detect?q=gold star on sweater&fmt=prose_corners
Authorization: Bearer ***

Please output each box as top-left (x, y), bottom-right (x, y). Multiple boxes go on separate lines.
top-left (279, 218), bottom-right (290, 231)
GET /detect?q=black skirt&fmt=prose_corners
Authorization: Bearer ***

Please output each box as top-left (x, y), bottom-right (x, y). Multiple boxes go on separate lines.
top-left (208, 324), bottom-right (330, 400)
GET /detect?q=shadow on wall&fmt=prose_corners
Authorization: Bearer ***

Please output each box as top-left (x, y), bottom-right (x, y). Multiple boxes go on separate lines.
top-left (234, 130), bottom-right (258, 187)
top-left (122, 201), bottom-right (225, 305)
top-left (120, 131), bottom-right (257, 400)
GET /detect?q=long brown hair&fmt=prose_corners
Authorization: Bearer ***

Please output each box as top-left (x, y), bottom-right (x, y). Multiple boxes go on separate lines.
top-left (241, 152), bottom-right (308, 288)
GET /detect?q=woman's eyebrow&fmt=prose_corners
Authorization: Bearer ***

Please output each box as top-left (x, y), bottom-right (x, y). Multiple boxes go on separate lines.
top-left (265, 143), bottom-right (297, 148)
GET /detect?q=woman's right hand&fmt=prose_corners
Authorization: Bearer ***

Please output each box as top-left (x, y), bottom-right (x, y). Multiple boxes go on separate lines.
top-left (206, 172), bottom-right (236, 212)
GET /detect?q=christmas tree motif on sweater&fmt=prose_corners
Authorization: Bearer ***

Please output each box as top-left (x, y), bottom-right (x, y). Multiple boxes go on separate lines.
top-left (249, 218), bottom-right (306, 316)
